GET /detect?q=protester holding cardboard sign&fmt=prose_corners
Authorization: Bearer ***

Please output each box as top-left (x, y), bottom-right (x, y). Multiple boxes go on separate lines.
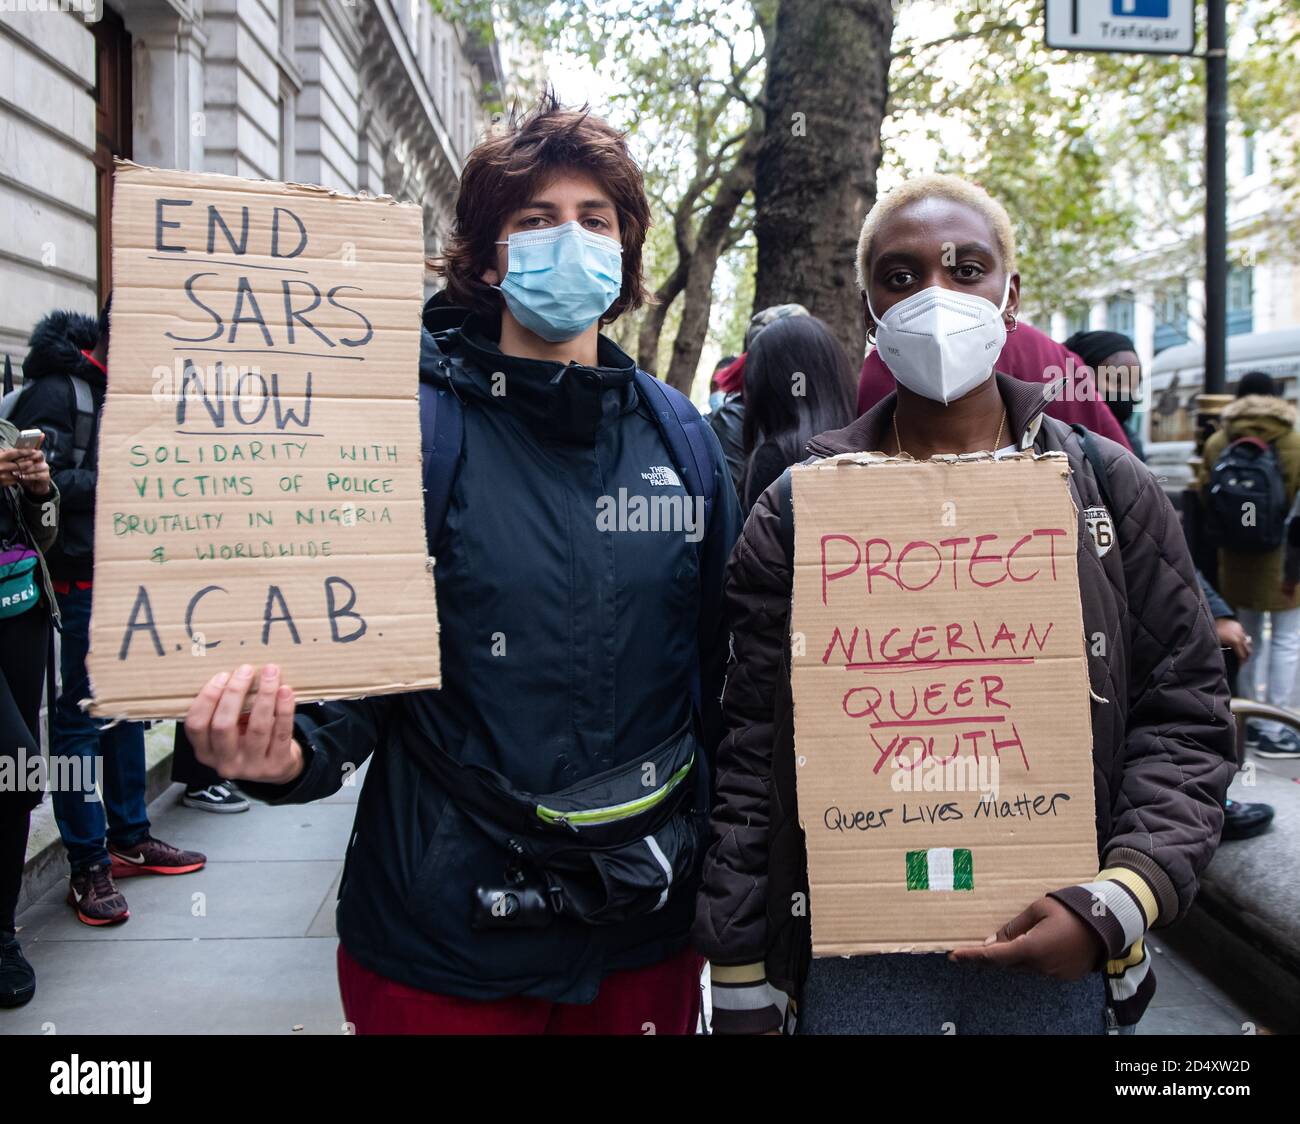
top-left (694, 174), bottom-right (1236, 1035)
top-left (183, 95), bottom-right (742, 1035)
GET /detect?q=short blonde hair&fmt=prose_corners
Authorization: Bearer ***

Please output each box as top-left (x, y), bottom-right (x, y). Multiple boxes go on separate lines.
top-left (854, 174), bottom-right (1016, 290)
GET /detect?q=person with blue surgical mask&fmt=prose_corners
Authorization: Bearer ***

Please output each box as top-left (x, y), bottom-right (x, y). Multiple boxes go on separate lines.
top-left (179, 93), bottom-right (742, 1035)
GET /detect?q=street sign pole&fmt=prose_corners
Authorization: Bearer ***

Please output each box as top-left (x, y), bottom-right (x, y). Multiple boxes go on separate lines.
top-left (1204, 0), bottom-right (1228, 395)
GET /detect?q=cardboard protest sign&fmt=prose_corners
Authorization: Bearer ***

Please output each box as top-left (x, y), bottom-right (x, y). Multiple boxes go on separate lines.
top-left (87, 161), bottom-right (439, 718)
top-left (789, 453), bottom-right (1098, 955)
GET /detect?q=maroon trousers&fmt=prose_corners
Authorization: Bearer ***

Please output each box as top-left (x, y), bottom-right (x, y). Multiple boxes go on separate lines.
top-left (337, 943), bottom-right (703, 1035)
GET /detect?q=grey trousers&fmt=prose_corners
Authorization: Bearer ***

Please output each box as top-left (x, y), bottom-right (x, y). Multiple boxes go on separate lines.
top-left (796, 953), bottom-right (1107, 1035)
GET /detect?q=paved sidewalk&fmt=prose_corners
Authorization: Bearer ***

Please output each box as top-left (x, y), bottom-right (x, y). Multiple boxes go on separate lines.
top-left (0, 739), bottom-right (1274, 1035)
top-left (3, 757), bottom-right (357, 1035)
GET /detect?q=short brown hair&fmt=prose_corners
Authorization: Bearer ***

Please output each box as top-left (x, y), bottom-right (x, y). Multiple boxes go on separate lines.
top-left (431, 92), bottom-right (653, 323)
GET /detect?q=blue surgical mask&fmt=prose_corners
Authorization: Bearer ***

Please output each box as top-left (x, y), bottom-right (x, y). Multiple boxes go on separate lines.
top-left (494, 221), bottom-right (623, 342)
top-left (708, 390), bottom-right (727, 412)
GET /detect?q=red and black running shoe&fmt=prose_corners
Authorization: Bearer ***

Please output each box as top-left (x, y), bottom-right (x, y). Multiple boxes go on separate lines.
top-left (66, 864), bottom-right (130, 926)
top-left (109, 836), bottom-right (207, 878)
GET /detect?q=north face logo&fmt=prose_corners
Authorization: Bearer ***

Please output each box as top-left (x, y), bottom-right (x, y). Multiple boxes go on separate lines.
top-left (1083, 506), bottom-right (1115, 557)
top-left (641, 466), bottom-right (680, 487)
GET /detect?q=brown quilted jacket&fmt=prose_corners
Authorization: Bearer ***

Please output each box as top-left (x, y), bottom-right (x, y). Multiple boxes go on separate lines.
top-left (693, 374), bottom-right (1236, 1032)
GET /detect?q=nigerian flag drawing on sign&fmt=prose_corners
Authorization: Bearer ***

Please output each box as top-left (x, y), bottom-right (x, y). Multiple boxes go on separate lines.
top-left (906, 848), bottom-right (974, 891)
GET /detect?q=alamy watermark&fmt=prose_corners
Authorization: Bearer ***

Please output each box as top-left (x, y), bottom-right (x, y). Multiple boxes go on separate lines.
top-left (0, 748), bottom-right (103, 803)
top-left (1, 0), bottom-right (102, 22)
top-left (595, 484), bottom-right (705, 543)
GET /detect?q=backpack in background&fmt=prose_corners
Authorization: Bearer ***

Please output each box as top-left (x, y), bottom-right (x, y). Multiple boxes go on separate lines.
top-left (0, 374), bottom-right (96, 468)
top-left (1206, 436), bottom-right (1288, 553)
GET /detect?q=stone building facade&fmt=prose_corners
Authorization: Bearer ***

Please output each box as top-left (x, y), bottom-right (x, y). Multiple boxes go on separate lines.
top-left (0, 0), bottom-right (507, 362)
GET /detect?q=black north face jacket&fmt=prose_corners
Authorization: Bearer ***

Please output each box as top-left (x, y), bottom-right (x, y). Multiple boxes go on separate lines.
top-left (244, 299), bottom-right (741, 1002)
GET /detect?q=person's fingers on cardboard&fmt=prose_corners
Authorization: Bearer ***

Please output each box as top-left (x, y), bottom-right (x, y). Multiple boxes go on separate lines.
top-left (211, 664), bottom-right (255, 758)
top-left (965, 933), bottom-right (1033, 968)
top-left (244, 664), bottom-right (280, 751)
top-left (184, 670), bottom-right (232, 761)
top-left (997, 902), bottom-right (1042, 944)
top-left (269, 684), bottom-right (296, 755)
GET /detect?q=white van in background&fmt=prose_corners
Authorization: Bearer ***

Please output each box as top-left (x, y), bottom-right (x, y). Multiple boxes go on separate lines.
top-left (1145, 327), bottom-right (1300, 493)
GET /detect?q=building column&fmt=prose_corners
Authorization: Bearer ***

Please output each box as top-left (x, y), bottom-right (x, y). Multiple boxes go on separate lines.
top-left (121, 0), bottom-right (207, 171)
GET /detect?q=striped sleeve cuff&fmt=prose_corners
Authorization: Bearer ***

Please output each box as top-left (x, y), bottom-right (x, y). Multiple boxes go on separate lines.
top-left (1049, 864), bottom-right (1160, 960)
top-left (708, 962), bottom-right (789, 1035)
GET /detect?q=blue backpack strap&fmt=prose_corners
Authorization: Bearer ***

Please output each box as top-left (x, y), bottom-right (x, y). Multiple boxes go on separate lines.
top-left (418, 373), bottom-right (464, 558)
top-left (633, 368), bottom-right (717, 540)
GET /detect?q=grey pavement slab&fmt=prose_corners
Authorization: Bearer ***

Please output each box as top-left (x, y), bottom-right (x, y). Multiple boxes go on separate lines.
top-left (1138, 934), bottom-right (1252, 1035)
top-left (0, 936), bottom-right (346, 1035)
top-left (16, 858), bottom-right (343, 942)
top-left (157, 798), bottom-right (360, 863)
top-left (5, 760), bottom-right (356, 1035)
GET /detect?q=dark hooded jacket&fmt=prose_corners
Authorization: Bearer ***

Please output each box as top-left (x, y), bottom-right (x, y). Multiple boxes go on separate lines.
top-left (241, 296), bottom-right (742, 1002)
top-left (12, 310), bottom-right (106, 582)
top-left (693, 373), bottom-right (1236, 1032)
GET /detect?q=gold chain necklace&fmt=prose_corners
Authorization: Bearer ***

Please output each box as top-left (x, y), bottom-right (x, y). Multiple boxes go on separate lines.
top-left (893, 408), bottom-right (1006, 457)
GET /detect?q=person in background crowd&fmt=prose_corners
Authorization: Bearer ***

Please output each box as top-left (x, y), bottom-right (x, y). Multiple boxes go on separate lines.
top-left (1198, 370), bottom-right (1300, 760)
top-left (707, 357), bottom-right (735, 414)
top-left (12, 303), bottom-right (206, 927)
top-left (695, 173), bottom-right (1234, 1036)
top-left (858, 317), bottom-right (1132, 451)
top-left (1065, 330), bottom-right (1145, 461)
top-left (739, 314), bottom-right (857, 510)
top-left (708, 304), bottom-right (809, 498)
top-left (1197, 572), bottom-right (1275, 840)
top-left (706, 355), bottom-right (745, 493)
top-left (0, 416), bottom-right (58, 1007)
top-left (171, 725), bottom-right (249, 813)
top-left (180, 94), bottom-right (742, 1035)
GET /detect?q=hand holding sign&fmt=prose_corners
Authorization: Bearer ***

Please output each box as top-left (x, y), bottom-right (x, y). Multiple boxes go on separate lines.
top-left (947, 895), bottom-right (1106, 981)
top-left (184, 664), bottom-right (304, 786)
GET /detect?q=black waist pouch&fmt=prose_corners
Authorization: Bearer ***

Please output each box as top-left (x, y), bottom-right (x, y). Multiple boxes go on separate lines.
top-left (405, 718), bottom-right (706, 927)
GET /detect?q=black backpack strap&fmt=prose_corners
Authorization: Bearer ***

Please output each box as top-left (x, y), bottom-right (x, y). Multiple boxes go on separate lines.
top-left (417, 328), bottom-right (466, 557)
top-left (418, 380), bottom-right (464, 557)
top-left (1070, 423), bottom-right (1114, 513)
top-left (777, 467), bottom-right (795, 568)
top-left (68, 375), bottom-right (94, 468)
top-left (633, 369), bottom-right (718, 545)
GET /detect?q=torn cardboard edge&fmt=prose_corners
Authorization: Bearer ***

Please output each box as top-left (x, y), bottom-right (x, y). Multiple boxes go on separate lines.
top-left (112, 158), bottom-right (415, 210)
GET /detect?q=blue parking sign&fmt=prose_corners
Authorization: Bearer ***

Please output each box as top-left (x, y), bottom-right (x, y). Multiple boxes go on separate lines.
top-left (1112, 0), bottom-right (1170, 16)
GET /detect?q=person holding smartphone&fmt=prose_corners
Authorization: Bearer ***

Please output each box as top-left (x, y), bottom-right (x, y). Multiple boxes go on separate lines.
top-left (0, 419), bottom-right (58, 1007)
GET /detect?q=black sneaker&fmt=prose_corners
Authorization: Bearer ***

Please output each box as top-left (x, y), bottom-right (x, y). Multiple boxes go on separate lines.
top-left (182, 781), bottom-right (250, 814)
top-left (1252, 730), bottom-right (1300, 759)
top-left (0, 932), bottom-right (35, 1008)
top-left (1221, 798), bottom-right (1275, 840)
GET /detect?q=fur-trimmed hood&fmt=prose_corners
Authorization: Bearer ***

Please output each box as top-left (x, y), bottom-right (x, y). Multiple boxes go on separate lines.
top-left (22, 309), bottom-right (105, 391)
top-left (1221, 393), bottom-right (1297, 442)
